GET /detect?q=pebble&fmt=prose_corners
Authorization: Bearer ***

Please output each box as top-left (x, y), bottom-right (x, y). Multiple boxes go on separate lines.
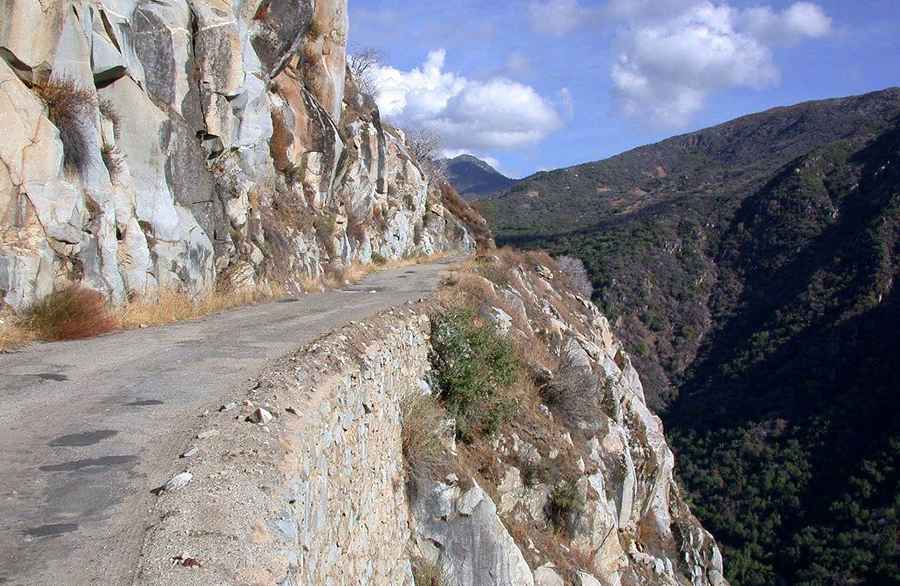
top-left (219, 402), bottom-right (238, 412)
top-left (247, 407), bottom-right (273, 424)
top-left (180, 447), bottom-right (199, 459)
top-left (163, 472), bottom-right (193, 492)
top-left (197, 430), bottom-right (219, 440)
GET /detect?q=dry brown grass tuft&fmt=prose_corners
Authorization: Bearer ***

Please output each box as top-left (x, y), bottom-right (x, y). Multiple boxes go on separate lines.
top-left (34, 79), bottom-right (96, 173)
top-left (118, 286), bottom-right (282, 329)
top-left (439, 182), bottom-right (493, 249)
top-left (0, 308), bottom-right (36, 352)
top-left (411, 556), bottom-right (452, 586)
top-left (25, 286), bottom-right (118, 341)
top-left (401, 393), bottom-right (448, 478)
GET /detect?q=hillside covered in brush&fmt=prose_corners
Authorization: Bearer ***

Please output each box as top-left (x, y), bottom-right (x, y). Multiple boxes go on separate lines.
top-left (486, 89), bottom-right (900, 585)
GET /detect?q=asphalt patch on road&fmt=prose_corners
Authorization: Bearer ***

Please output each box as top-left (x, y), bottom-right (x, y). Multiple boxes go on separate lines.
top-left (126, 399), bottom-right (164, 407)
top-left (49, 430), bottom-right (118, 447)
top-left (39, 455), bottom-right (138, 473)
top-left (23, 523), bottom-right (79, 538)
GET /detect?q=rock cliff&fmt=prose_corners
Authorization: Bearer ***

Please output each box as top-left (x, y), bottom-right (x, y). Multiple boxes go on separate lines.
top-left (0, 0), bottom-right (476, 311)
top-left (135, 252), bottom-right (726, 586)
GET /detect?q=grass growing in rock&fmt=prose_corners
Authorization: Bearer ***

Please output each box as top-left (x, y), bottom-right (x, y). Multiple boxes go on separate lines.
top-left (34, 79), bottom-right (96, 174)
top-left (400, 393), bottom-right (447, 477)
top-left (429, 307), bottom-right (519, 441)
top-left (548, 480), bottom-right (586, 537)
top-left (411, 556), bottom-right (452, 586)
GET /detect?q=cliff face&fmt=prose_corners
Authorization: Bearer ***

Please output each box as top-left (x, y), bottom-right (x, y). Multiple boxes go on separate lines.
top-left (135, 253), bottom-right (726, 586)
top-left (0, 0), bottom-right (475, 311)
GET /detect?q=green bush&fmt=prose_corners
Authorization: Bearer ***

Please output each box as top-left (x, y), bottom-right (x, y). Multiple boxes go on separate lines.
top-left (430, 308), bottom-right (518, 440)
top-left (548, 480), bottom-right (585, 536)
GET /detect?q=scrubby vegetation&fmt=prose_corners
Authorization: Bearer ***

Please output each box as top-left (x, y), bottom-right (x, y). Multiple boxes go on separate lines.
top-left (488, 89), bottom-right (900, 584)
top-left (411, 557), bottom-right (452, 586)
top-left (429, 307), bottom-right (519, 441)
top-left (34, 79), bottom-right (96, 174)
top-left (548, 480), bottom-right (585, 537)
top-left (400, 393), bottom-right (447, 477)
top-left (25, 286), bottom-right (117, 341)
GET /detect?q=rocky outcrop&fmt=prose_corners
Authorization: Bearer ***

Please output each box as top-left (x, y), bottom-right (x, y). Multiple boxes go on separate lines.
top-left (0, 0), bottom-right (475, 310)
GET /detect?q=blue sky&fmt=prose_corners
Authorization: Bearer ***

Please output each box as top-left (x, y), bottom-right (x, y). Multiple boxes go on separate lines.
top-left (348, 0), bottom-right (899, 179)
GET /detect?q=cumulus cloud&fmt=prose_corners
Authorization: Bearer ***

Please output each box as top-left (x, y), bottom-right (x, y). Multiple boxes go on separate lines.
top-left (609, 1), bottom-right (833, 126)
top-left (373, 50), bottom-right (562, 151)
top-left (742, 2), bottom-right (832, 45)
top-left (528, 0), bottom-right (600, 36)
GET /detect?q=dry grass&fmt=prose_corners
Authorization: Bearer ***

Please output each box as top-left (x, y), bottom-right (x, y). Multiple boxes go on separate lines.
top-left (411, 557), bottom-right (453, 586)
top-left (24, 286), bottom-right (118, 341)
top-left (0, 308), bottom-right (36, 352)
top-left (117, 286), bottom-right (282, 329)
top-left (33, 79), bottom-right (96, 173)
top-left (439, 182), bottom-right (492, 249)
top-left (401, 393), bottom-right (448, 477)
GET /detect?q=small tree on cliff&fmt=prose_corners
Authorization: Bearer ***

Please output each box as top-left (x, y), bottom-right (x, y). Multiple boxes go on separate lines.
top-left (347, 47), bottom-right (381, 96)
top-left (404, 126), bottom-right (447, 183)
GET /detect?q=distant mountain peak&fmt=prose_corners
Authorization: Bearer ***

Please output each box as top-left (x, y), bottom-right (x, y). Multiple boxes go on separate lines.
top-left (442, 154), bottom-right (516, 200)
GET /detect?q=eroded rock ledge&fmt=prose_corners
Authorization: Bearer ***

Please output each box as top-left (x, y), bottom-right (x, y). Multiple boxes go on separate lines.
top-left (0, 0), bottom-right (476, 311)
top-left (135, 255), bottom-right (727, 586)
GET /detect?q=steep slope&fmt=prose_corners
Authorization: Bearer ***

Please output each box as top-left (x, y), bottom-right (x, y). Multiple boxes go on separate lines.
top-left (0, 0), bottom-right (478, 312)
top-left (489, 91), bottom-right (900, 584)
top-left (444, 154), bottom-right (517, 199)
top-left (491, 88), bottom-right (900, 408)
top-left (133, 251), bottom-right (727, 586)
top-left (670, 123), bottom-right (900, 586)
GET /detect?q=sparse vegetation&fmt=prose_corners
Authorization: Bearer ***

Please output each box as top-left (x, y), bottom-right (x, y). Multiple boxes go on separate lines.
top-left (548, 480), bottom-right (585, 537)
top-left (540, 352), bottom-right (602, 424)
top-left (34, 79), bottom-right (96, 174)
top-left (25, 286), bottom-right (117, 341)
top-left (411, 556), bottom-right (452, 586)
top-left (439, 183), bottom-right (492, 249)
top-left (347, 47), bottom-right (382, 97)
top-left (557, 255), bottom-right (593, 299)
top-left (117, 285), bottom-right (282, 329)
top-left (401, 393), bottom-right (447, 477)
top-left (101, 144), bottom-right (125, 181)
top-left (429, 308), bottom-right (519, 441)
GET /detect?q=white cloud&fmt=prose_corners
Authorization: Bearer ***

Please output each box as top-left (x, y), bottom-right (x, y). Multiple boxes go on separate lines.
top-left (742, 2), bottom-right (832, 45)
top-left (528, 0), bottom-right (599, 36)
top-left (373, 50), bottom-right (562, 151)
top-left (608, 1), bottom-right (833, 126)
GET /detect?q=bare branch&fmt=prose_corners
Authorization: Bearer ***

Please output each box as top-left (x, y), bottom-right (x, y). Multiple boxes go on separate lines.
top-left (403, 126), bottom-right (447, 183)
top-left (347, 47), bottom-right (381, 96)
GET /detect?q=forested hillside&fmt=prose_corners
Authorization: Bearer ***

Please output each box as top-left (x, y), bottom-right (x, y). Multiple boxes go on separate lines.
top-left (483, 89), bottom-right (900, 584)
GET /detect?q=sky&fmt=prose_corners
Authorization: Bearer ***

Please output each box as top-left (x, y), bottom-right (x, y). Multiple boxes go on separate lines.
top-left (348, 0), bottom-right (900, 179)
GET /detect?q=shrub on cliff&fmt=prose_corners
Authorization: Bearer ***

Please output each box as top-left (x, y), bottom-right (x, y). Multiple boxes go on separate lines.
top-left (34, 79), bottom-right (96, 174)
top-left (548, 480), bottom-right (586, 537)
top-left (26, 286), bottom-right (117, 341)
top-left (430, 308), bottom-right (518, 441)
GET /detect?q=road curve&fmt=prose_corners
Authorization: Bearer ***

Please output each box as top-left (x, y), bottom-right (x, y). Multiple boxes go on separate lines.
top-left (0, 257), bottom-right (459, 585)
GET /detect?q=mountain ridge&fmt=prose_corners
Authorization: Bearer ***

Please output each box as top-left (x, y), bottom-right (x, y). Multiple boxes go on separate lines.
top-left (443, 154), bottom-right (517, 199)
top-left (486, 86), bottom-right (900, 585)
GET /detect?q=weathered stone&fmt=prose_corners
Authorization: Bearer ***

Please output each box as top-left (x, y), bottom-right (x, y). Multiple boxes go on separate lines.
top-left (412, 479), bottom-right (534, 586)
top-left (534, 564), bottom-right (565, 586)
top-left (162, 471), bottom-right (193, 492)
top-left (247, 407), bottom-right (273, 424)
